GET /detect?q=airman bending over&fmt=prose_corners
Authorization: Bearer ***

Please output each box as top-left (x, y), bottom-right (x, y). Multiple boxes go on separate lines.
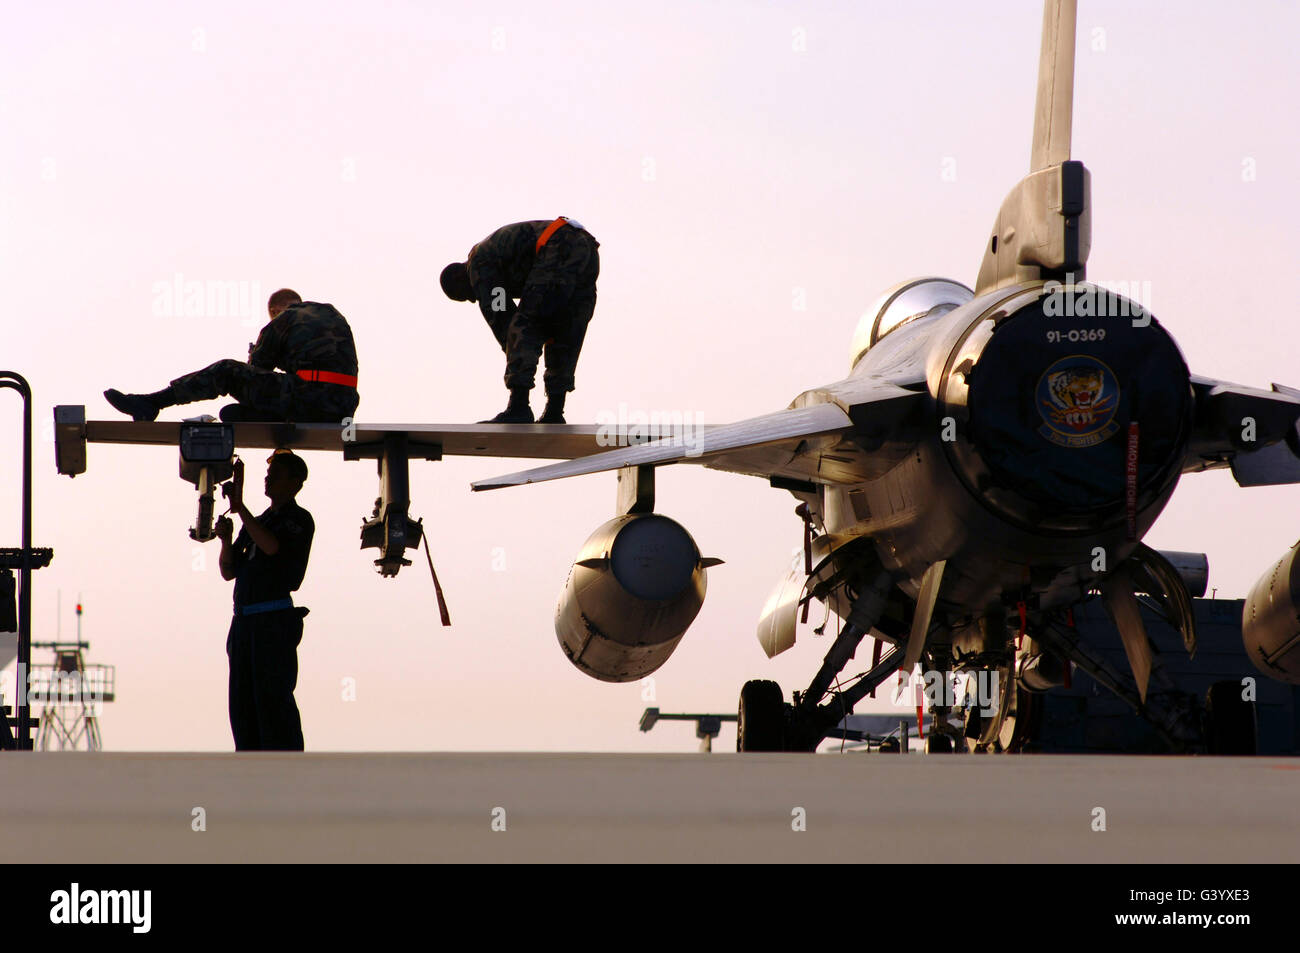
top-left (440, 217), bottom-right (599, 424)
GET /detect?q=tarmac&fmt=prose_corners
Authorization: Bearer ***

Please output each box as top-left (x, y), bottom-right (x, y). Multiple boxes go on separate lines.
top-left (2, 752), bottom-right (1297, 863)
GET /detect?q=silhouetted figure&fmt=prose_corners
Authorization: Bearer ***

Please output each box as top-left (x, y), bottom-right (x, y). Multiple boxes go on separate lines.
top-left (215, 451), bottom-right (314, 751)
top-left (440, 218), bottom-right (599, 423)
top-left (105, 288), bottom-right (359, 423)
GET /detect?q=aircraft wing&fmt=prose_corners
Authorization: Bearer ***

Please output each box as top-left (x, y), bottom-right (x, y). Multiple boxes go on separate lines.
top-left (472, 378), bottom-right (924, 491)
top-left (471, 403), bottom-right (852, 490)
top-left (55, 409), bottom-right (731, 577)
top-left (59, 374), bottom-right (923, 490)
top-left (1182, 377), bottom-right (1300, 486)
top-left (60, 415), bottom-right (708, 463)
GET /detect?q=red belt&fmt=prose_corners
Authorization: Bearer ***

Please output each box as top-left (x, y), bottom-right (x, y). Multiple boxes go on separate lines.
top-left (296, 369), bottom-right (357, 388)
top-left (535, 216), bottom-right (570, 253)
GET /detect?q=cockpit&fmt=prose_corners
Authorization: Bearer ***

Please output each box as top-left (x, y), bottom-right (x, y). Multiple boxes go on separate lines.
top-left (849, 277), bottom-right (974, 368)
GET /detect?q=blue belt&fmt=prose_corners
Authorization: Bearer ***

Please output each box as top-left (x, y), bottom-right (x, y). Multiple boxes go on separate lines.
top-left (237, 598), bottom-right (294, 616)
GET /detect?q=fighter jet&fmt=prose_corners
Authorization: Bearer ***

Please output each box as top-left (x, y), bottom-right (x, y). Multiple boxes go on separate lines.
top-left (52, 0), bottom-right (1300, 754)
top-left (466, 0), bottom-right (1300, 752)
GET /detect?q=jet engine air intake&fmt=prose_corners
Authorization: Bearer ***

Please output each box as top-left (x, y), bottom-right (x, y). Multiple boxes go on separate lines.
top-left (555, 514), bottom-right (715, 682)
top-left (1243, 540), bottom-right (1300, 684)
top-left (938, 285), bottom-right (1192, 534)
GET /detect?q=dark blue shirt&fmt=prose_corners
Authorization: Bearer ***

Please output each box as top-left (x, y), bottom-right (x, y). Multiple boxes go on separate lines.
top-left (231, 501), bottom-right (314, 609)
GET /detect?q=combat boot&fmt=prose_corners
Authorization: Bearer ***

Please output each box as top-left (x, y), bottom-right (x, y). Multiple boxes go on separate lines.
top-left (481, 388), bottom-right (534, 424)
top-left (538, 390), bottom-right (567, 424)
top-left (104, 388), bottom-right (164, 422)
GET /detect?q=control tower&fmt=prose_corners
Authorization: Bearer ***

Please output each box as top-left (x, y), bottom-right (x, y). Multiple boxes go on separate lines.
top-left (29, 601), bottom-right (115, 751)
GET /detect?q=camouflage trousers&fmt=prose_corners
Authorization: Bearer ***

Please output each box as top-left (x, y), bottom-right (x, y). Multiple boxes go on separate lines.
top-left (166, 359), bottom-right (359, 423)
top-left (498, 227), bottom-right (599, 394)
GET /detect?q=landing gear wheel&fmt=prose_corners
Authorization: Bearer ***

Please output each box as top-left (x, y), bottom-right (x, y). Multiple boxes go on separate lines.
top-left (963, 705), bottom-right (984, 750)
top-left (967, 664), bottom-right (1011, 752)
top-left (966, 660), bottom-right (1042, 753)
top-left (998, 686), bottom-right (1041, 752)
top-left (738, 679), bottom-right (785, 752)
top-left (925, 733), bottom-right (954, 754)
top-left (1205, 680), bottom-right (1257, 755)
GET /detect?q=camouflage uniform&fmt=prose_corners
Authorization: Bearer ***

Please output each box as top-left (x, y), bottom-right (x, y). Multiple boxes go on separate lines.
top-left (466, 219), bottom-right (600, 394)
top-left (165, 302), bottom-right (360, 423)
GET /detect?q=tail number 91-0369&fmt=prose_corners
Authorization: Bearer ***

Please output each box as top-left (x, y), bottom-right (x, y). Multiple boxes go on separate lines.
top-left (1046, 328), bottom-right (1106, 344)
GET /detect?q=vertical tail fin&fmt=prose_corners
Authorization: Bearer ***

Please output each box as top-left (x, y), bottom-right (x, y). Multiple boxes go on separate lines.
top-left (974, 0), bottom-right (1089, 295)
top-left (1031, 0), bottom-right (1078, 171)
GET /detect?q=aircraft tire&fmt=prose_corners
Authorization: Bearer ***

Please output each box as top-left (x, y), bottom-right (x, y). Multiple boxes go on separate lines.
top-left (925, 733), bottom-right (954, 754)
top-left (737, 679), bottom-right (785, 752)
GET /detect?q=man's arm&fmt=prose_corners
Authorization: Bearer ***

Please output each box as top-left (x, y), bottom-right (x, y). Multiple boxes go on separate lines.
top-left (280, 509), bottom-right (315, 592)
top-left (471, 262), bottom-right (516, 352)
top-left (248, 312), bottom-right (288, 370)
top-left (223, 460), bottom-right (282, 555)
top-left (235, 504), bottom-right (280, 555)
top-left (216, 516), bottom-right (238, 580)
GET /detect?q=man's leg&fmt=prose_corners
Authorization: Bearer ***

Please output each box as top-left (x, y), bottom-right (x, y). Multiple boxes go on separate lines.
top-left (226, 617), bottom-right (261, 751)
top-left (249, 612), bottom-right (305, 751)
top-left (502, 311), bottom-right (548, 384)
top-left (540, 285), bottom-right (597, 422)
top-left (481, 313), bottom-right (543, 422)
top-left (106, 360), bottom-right (291, 421)
top-left (170, 360), bottom-right (292, 415)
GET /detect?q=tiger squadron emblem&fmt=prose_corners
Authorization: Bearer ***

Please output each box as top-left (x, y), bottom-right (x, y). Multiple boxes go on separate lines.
top-left (1036, 355), bottom-right (1121, 448)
